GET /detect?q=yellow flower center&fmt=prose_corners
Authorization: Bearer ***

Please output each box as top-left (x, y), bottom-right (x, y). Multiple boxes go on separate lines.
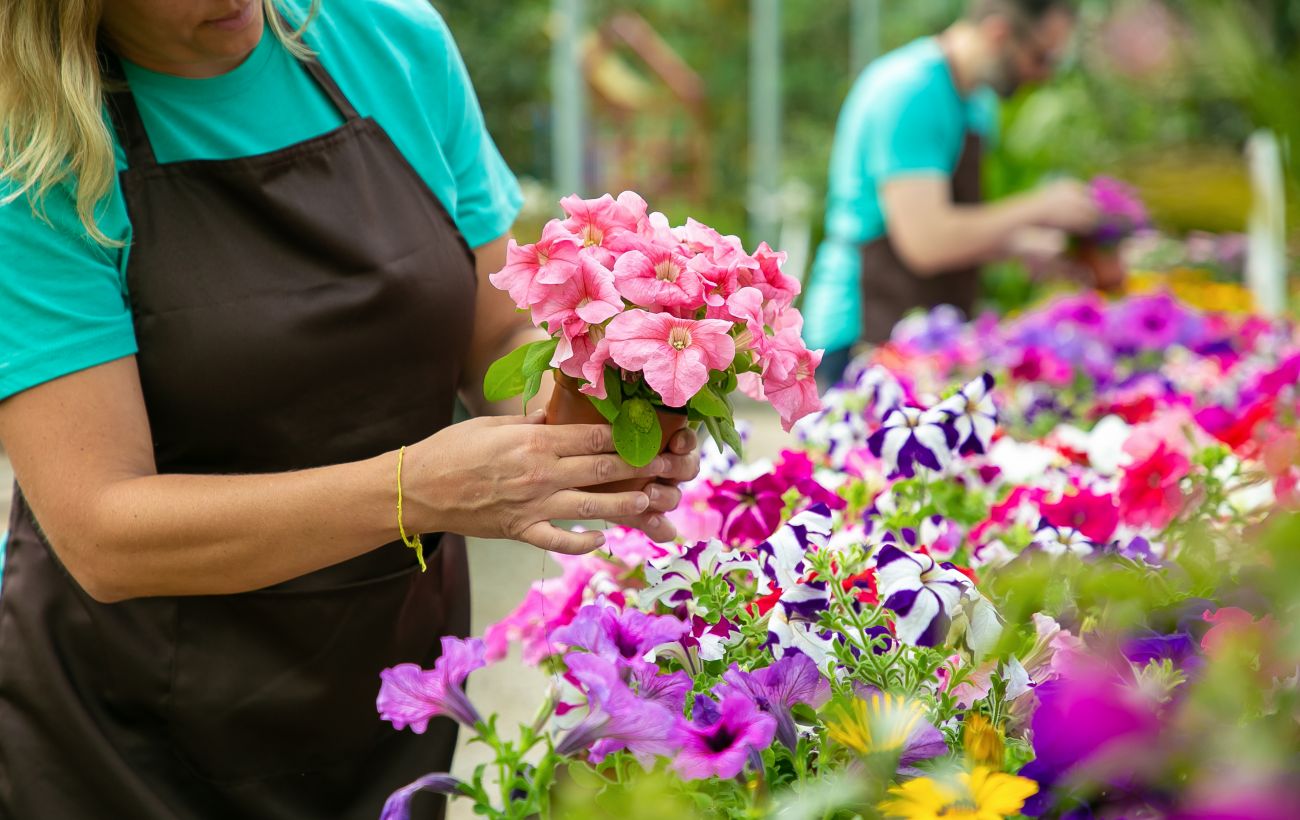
top-left (655, 259), bottom-right (680, 282)
top-left (669, 326), bottom-right (692, 351)
top-left (583, 225), bottom-right (604, 247)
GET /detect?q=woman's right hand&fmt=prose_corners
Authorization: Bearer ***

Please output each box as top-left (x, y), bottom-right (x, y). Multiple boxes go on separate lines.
top-left (401, 411), bottom-right (688, 554)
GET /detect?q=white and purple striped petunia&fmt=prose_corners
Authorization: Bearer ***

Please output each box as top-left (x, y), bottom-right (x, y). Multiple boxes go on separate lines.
top-left (1030, 521), bottom-right (1098, 558)
top-left (867, 405), bottom-right (959, 478)
top-left (934, 372), bottom-right (999, 455)
top-left (640, 539), bottom-right (763, 610)
top-left (875, 543), bottom-right (973, 647)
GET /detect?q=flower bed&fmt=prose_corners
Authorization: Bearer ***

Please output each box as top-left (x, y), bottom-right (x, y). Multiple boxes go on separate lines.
top-left (377, 292), bottom-right (1300, 820)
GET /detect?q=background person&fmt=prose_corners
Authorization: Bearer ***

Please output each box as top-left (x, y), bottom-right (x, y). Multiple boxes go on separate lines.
top-left (0, 1), bottom-right (695, 818)
top-left (803, 0), bottom-right (1103, 389)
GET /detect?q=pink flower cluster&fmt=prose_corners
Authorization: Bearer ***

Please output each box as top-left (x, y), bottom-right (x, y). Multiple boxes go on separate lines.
top-left (489, 192), bottom-right (822, 429)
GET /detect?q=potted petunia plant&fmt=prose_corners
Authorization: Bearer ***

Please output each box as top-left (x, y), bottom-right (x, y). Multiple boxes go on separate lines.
top-left (483, 192), bottom-right (823, 471)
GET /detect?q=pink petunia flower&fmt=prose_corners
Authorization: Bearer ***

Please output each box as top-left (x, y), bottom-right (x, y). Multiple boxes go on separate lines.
top-left (611, 244), bottom-right (706, 310)
top-left (762, 327), bottom-right (823, 432)
top-left (604, 310), bottom-right (735, 407)
top-left (488, 221), bottom-right (583, 309)
top-left (664, 479), bottom-right (724, 543)
top-left (531, 255), bottom-right (623, 343)
top-left (746, 241), bottom-right (801, 310)
top-left (669, 694), bottom-right (777, 780)
top-left (377, 637), bottom-right (487, 731)
top-left (559, 193), bottom-right (641, 263)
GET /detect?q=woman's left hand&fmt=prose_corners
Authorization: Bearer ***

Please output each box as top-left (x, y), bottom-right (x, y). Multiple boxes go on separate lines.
top-left (604, 427), bottom-right (700, 541)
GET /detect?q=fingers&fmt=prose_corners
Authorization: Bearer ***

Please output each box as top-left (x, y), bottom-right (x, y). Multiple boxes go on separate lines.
top-left (644, 482), bottom-right (682, 514)
top-left (606, 511), bottom-right (678, 544)
top-left (668, 426), bottom-right (698, 455)
top-left (520, 521), bottom-right (607, 555)
top-left (548, 489), bottom-right (650, 522)
top-left (546, 423), bottom-right (617, 457)
top-left (557, 454), bottom-right (665, 488)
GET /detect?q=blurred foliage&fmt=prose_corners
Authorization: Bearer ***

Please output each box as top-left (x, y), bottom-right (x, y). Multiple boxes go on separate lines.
top-left (436, 0), bottom-right (1299, 251)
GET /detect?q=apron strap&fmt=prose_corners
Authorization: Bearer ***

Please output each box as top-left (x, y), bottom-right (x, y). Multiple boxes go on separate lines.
top-left (98, 49), bottom-right (160, 171)
top-left (301, 59), bottom-right (361, 122)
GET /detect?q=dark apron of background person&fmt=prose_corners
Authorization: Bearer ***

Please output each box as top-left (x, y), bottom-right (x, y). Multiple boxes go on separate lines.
top-left (0, 47), bottom-right (473, 820)
top-left (859, 132), bottom-right (984, 345)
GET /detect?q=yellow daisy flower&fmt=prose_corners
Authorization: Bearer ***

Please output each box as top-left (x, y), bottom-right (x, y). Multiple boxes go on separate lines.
top-left (879, 766), bottom-right (1038, 820)
top-left (824, 693), bottom-right (923, 756)
top-left (962, 714), bottom-right (1004, 769)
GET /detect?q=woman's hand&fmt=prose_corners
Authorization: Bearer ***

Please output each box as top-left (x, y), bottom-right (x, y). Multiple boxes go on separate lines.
top-left (602, 427), bottom-right (700, 542)
top-left (402, 412), bottom-right (696, 554)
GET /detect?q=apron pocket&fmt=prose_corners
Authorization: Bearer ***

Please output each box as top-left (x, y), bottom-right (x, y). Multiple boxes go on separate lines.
top-left (167, 556), bottom-right (447, 783)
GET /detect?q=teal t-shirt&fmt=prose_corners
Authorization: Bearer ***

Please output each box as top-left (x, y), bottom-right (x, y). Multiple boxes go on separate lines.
top-left (0, 0), bottom-right (522, 403)
top-left (801, 37), bottom-right (998, 352)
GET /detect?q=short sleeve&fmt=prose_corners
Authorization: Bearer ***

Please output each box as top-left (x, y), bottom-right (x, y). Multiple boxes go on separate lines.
top-left (863, 76), bottom-right (961, 183)
top-left (426, 12), bottom-right (523, 249)
top-left (0, 184), bottom-right (136, 401)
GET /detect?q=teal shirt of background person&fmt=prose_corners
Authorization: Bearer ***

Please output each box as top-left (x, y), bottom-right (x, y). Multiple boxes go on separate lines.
top-left (802, 37), bottom-right (999, 354)
top-left (0, 0), bottom-right (524, 590)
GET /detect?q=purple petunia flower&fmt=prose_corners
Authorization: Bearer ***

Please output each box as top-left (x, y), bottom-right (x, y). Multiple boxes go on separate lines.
top-left (551, 603), bottom-right (688, 666)
top-left (669, 694), bottom-right (778, 780)
top-left (716, 651), bottom-right (831, 752)
top-left (875, 543), bottom-right (972, 647)
top-left (867, 405), bottom-right (959, 478)
top-left (934, 373), bottom-right (999, 456)
top-left (556, 653), bottom-right (679, 766)
top-left (380, 773), bottom-right (463, 820)
top-left (1019, 656), bottom-right (1163, 816)
top-left (627, 662), bottom-right (692, 713)
top-left (377, 637), bottom-right (486, 731)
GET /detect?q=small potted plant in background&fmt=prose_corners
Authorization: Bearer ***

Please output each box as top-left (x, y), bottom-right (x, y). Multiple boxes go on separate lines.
top-left (1074, 175), bottom-right (1149, 292)
top-left (484, 192), bottom-right (822, 484)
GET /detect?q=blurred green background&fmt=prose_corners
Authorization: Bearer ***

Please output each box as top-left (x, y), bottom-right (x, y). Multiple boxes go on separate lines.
top-left (434, 0), bottom-right (1299, 289)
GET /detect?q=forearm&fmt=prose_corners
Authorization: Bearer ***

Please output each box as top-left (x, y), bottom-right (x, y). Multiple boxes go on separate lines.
top-left (85, 451), bottom-right (399, 601)
top-left (896, 194), bottom-right (1040, 275)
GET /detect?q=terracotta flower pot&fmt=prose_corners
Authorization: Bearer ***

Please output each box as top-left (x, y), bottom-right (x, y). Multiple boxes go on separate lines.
top-left (1075, 239), bottom-right (1127, 293)
top-left (546, 372), bottom-right (689, 493)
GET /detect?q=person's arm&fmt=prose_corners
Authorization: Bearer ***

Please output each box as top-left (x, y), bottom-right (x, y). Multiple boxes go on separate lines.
top-left (880, 177), bottom-right (1100, 276)
top-left (0, 354), bottom-right (693, 602)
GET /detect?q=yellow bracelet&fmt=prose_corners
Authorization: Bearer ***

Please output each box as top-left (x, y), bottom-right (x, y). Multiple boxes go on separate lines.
top-left (396, 445), bottom-right (427, 572)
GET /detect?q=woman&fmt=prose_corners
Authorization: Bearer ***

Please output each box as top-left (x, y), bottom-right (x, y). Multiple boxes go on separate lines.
top-left (0, 1), bottom-right (698, 817)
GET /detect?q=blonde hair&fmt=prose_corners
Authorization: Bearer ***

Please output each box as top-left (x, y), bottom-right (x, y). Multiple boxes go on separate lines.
top-left (0, 0), bottom-right (320, 245)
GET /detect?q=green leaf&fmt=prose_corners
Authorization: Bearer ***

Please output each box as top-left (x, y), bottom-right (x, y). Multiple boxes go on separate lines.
top-left (612, 397), bottom-right (662, 467)
top-left (584, 367), bottom-right (622, 422)
top-left (716, 416), bottom-right (743, 457)
top-left (483, 344), bottom-right (530, 402)
top-left (520, 338), bottom-right (559, 412)
top-left (688, 384), bottom-right (730, 418)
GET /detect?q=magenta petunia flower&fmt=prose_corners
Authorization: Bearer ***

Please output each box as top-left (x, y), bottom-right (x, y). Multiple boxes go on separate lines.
top-left (551, 603), bottom-right (689, 666)
top-left (710, 473), bottom-right (787, 546)
top-left (489, 220), bottom-right (583, 309)
top-left (669, 694), bottom-right (777, 780)
top-left (377, 637), bottom-right (487, 731)
top-left (604, 309), bottom-right (735, 407)
top-left (1117, 440), bottom-right (1189, 530)
top-left (716, 651), bottom-right (831, 751)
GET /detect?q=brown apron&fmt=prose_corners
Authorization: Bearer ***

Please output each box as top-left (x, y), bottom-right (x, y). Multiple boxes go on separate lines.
top-left (0, 49), bottom-right (475, 820)
top-left (859, 132), bottom-right (984, 344)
